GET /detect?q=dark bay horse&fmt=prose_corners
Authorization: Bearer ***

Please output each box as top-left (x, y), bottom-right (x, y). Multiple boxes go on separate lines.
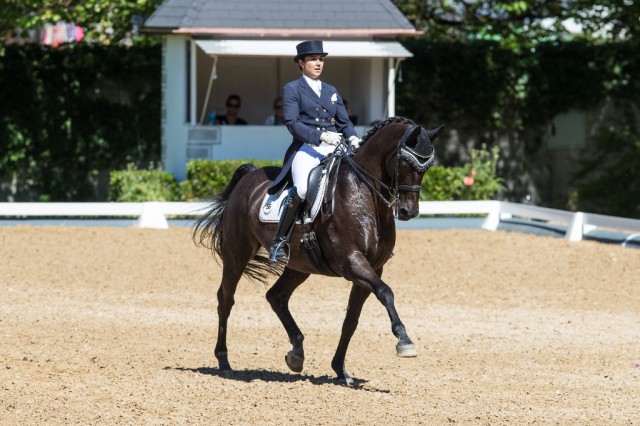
top-left (193, 116), bottom-right (443, 385)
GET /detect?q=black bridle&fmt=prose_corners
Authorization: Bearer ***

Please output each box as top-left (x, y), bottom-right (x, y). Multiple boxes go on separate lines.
top-left (341, 125), bottom-right (435, 212)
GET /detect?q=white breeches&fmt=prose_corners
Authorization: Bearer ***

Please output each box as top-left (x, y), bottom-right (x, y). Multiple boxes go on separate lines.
top-left (291, 142), bottom-right (336, 199)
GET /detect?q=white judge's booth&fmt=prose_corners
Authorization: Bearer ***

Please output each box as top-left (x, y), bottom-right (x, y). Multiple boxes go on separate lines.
top-left (161, 37), bottom-right (412, 180)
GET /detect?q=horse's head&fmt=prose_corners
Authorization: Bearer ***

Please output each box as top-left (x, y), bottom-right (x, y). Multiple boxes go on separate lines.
top-left (391, 123), bottom-right (443, 220)
top-left (350, 117), bottom-right (444, 221)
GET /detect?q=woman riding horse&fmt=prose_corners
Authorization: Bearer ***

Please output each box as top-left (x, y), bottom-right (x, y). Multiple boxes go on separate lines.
top-left (193, 110), bottom-right (443, 385)
top-left (268, 40), bottom-right (361, 264)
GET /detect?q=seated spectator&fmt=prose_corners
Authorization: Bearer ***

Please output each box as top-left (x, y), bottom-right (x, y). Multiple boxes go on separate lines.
top-left (264, 97), bottom-right (285, 125)
top-left (214, 94), bottom-right (248, 125)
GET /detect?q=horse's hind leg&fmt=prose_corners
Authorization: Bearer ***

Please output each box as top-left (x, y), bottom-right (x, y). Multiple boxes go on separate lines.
top-left (214, 244), bottom-right (256, 371)
top-left (331, 283), bottom-right (371, 386)
top-left (265, 267), bottom-right (310, 373)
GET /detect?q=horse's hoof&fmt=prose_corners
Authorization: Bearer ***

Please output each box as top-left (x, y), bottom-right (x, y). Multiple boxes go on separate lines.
top-left (285, 351), bottom-right (304, 372)
top-left (341, 372), bottom-right (354, 387)
top-left (396, 343), bottom-right (417, 358)
top-left (216, 353), bottom-right (232, 371)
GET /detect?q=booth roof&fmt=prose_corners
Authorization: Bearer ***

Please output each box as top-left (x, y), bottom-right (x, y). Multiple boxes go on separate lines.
top-left (144, 0), bottom-right (421, 38)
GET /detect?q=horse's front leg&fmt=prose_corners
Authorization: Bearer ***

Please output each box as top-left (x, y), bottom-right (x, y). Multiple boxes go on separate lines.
top-left (331, 283), bottom-right (371, 386)
top-left (265, 267), bottom-right (310, 373)
top-left (344, 255), bottom-right (417, 358)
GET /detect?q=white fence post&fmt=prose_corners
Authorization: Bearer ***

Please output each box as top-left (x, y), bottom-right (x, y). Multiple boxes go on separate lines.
top-left (481, 201), bottom-right (501, 231)
top-left (136, 202), bottom-right (169, 229)
top-left (566, 212), bottom-right (585, 242)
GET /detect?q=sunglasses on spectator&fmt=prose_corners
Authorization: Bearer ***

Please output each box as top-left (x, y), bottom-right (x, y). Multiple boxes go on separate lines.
top-left (227, 103), bottom-right (240, 108)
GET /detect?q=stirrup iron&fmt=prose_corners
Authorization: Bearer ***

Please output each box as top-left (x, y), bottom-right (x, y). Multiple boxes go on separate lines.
top-left (269, 187), bottom-right (304, 264)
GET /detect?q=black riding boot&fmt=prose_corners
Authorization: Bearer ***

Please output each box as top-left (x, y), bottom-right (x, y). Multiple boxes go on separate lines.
top-left (269, 187), bottom-right (304, 264)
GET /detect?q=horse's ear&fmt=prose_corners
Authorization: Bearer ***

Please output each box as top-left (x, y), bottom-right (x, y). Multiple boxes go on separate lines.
top-left (428, 124), bottom-right (446, 141)
top-left (400, 125), bottom-right (423, 150)
top-left (406, 125), bottom-right (422, 144)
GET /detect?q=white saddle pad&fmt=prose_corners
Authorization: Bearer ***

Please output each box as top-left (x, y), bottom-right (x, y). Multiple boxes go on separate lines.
top-left (259, 174), bottom-right (329, 224)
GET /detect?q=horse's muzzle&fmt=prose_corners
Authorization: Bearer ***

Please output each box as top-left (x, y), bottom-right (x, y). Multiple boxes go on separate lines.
top-left (397, 207), bottom-right (419, 221)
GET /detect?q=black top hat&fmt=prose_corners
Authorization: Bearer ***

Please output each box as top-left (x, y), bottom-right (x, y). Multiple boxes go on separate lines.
top-left (293, 40), bottom-right (328, 62)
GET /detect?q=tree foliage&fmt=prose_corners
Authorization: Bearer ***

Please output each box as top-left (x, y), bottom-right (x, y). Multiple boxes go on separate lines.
top-left (573, 109), bottom-right (640, 218)
top-left (393, 0), bottom-right (640, 46)
top-left (0, 0), bottom-right (164, 50)
top-left (394, 1), bottom-right (640, 217)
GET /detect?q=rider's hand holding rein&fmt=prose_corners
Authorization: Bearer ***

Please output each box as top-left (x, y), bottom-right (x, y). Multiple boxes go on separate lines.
top-left (320, 131), bottom-right (342, 146)
top-left (348, 135), bottom-right (362, 150)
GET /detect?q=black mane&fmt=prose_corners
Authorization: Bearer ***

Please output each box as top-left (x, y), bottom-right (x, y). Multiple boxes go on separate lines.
top-left (360, 116), bottom-right (416, 145)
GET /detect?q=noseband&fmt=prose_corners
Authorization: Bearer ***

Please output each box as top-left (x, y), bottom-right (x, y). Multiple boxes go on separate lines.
top-left (343, 125), bottom-right (435, 211)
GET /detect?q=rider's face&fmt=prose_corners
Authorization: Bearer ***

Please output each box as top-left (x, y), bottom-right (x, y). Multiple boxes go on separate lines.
top-left (301, 55), bottom-right (324, 79)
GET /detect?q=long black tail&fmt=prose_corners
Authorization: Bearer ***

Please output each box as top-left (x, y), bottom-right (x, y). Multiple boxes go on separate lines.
top-left (192, 163), bottom-right (283, 284)
top-left (193, 163), bottom-right (256, 259)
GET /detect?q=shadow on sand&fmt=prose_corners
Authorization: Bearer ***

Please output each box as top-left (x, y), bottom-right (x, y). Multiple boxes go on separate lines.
top-left (167, 366), bottom-right (389, 392)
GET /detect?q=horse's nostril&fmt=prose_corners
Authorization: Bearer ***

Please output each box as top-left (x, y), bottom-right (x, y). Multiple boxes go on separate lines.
top-left (399, 207), bottom-right (418, 219)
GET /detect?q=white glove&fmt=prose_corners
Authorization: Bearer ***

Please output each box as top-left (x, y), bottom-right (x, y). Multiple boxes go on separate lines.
top-left (348, 135), bottom-right (362, 149)
top-left (320, 131), bottom-right (342, 146)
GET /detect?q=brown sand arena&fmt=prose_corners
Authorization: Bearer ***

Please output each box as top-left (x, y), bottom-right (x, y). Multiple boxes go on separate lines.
top-left (1, 225), bottom-right (639, 424)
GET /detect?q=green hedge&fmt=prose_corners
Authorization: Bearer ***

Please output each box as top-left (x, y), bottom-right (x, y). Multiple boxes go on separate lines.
top-left (109, 164), bottom-right (180, 202)
top-left (0, 44), bottom-right (161, 201)
top-left (109, 146), bottom-right (502, 202)
top-left (179, 159), bottom-right (283, 201)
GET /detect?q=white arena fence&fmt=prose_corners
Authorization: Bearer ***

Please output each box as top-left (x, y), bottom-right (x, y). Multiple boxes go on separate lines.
top-left (1, 201), bottom-right (639, 245)
top-left (0, 202), bottom-right (209, 230)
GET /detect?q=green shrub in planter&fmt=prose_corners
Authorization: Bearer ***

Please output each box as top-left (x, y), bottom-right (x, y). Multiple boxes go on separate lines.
top-left (421, 166), bottom-right (466, 201)
top-left (109, 163), bottom-right (180, 202)
top-left (421, 145), bottom-right (503, 201)
top-left (180, 159), bottom-right (282, 201)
